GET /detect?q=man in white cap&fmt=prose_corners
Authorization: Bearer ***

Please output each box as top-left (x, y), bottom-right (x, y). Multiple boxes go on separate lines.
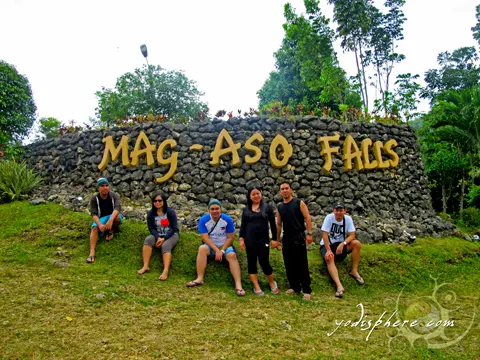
top-left (186, 199), bottom-right (245, 296)
top-left (87, 178), bottom-right (123, 263)
top-left (320, 201), bottom-right (363, 298)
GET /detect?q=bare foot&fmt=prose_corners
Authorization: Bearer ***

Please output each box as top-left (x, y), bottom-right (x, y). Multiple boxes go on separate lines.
top-left (159, 272), bottom-right (168, 281)
top-left (137, 267), bottom-right (150, 275)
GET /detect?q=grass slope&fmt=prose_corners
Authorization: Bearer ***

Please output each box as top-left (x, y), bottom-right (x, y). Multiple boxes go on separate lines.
top-left (0, 202), bottom-right (479, 359)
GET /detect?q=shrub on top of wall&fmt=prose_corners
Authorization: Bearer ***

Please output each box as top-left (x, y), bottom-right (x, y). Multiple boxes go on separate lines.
top-left (0, 160), bottom-right (43, 202)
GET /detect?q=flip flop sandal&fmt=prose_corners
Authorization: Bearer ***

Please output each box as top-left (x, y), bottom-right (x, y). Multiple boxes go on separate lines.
top-left (236, 288), bottom-right (246, 296)
top-left (186, 280), bottom-right (204, 287)
top-left (253, 288), bottom-right (264, 296)
top-left (302, 293), bottom-right (312, 301)
top-left (105, 232), bottom-right (114, 241)
top-left (335, 289), bottom-right (344, 298)
top-left (270, 281), bottom-right (280, 295)
top-left (349, 273), bottom-right (365, 285)
top-left (86, 255), bottom-right (96, 263)
top-left (285, 289), bottom-right (296, 295)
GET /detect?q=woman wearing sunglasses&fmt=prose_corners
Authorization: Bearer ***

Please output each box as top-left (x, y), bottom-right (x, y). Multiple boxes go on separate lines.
top-left (138, 192), bottom-right (179, 280)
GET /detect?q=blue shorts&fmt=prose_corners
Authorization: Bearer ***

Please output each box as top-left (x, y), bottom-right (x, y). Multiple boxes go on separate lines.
top-left (203, 243), bottom-right (236, 260)
top-left (91, 214), bottom-right (124, 231)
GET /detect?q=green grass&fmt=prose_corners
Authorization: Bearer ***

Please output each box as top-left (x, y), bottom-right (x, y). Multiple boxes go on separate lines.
top-left (0, 201), bottom-right (479, 359)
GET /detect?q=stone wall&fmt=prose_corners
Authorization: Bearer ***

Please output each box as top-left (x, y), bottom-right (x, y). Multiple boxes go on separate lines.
top-left (24, 116), bottom-right (455, 243)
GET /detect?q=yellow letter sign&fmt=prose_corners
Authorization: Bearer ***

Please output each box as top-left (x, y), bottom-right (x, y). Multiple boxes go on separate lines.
top-left (98, 135), bottom-right (130, 171)
top-left (318, 134), bottom-right (340, 172)
top-left (343, 135), bottom-right (364, 172)
top-left (210, 129), bottom-right (241, 166)
top-left (130, 131), bottom-right (156, 167)
top-left (269, 134), bottom-right (293, 168)
top-left (156, 139), bottom-right (178, 183)
top-left (245, 133), bottom-right (264, 164)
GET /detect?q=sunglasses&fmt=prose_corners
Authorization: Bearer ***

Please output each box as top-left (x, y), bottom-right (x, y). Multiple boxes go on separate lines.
top-left (154, 199), bottom-right (163, 203)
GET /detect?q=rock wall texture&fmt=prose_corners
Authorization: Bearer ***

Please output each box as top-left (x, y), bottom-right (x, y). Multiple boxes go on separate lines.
top-left (24, 116), bottom-right (456, 243)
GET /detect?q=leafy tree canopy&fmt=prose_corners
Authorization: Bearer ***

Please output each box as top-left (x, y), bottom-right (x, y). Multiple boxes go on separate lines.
top-left (0, 60), bottom-right (37, 147)
top-left (472, 4), bottom-right (480, 46)
top-left (257, 0), bottom-right (361, 113)
top-left (38, 117), bottom-right (61, 139)
top-left (421, 47), bottom-right (480, 101)
top-left (429, 86), bottom-right (480, 157)
top-left (94, 65), bottom-right (208, 126)
top-left (328, 0), bottom-right (406, 113)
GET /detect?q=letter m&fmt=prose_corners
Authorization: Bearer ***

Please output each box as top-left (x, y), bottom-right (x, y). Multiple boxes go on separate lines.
top-left (98, 135), bottom-right (130, 171)
top-left (443, 319), bottom-right (455, 327)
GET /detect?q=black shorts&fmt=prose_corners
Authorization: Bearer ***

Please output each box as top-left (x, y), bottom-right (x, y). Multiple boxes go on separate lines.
top-left (320, 242), bottom-right (352, 262)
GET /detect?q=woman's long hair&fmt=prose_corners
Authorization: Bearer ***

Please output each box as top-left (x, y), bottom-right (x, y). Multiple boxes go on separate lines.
top-left (151, 192), bottom-right (168, 214)
top-left (245, 185), bottom-right (267, 218)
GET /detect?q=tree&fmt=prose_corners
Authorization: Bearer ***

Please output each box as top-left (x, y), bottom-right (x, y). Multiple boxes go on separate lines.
top-left (423, 86), bottom-right (480, 214)
top-left (471, 4), bottom-right (480, 46)
top-left (419, 120), bottom-right (469, 213)
top-left (423, 141), bottom-right (469, 213)
top-left (257, 1), bottom-right (360, 114)
top-left (38, 117), bottom-right (61, 139)
top-left (369, 0), bottom-right (406, 116)
top-left (94, 65), bottom-right (208, 126)
top-left (0, 60), bottom-right (37, 147)
top-left (328, 0), bottom-right (407, 114)
top-left (430, 87), bottom-right (480, 159)
top-left (421, 47), bottom-right (480, 101)
top-left (374, 73), bottom-right (421, 123)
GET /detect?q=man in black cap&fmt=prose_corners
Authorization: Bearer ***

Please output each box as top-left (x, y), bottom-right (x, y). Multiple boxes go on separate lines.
top-left (320, 201), bottom-right (363, 298)
top-left (87, 177), bottom-right (123, 263)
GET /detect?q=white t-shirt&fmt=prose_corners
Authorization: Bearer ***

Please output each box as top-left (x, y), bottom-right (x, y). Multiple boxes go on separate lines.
top-left (320, 213), bottom-right (356, 246)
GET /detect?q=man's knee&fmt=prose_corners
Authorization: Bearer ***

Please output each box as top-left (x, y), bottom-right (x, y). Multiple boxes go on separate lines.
top-left (226, 252), bottom-right (237, 261)
top-left (91, 227), bottom-right (99, 235)
top-left (325, 256), bottom-right (335, 265)
top-left (198, 244), bottom-right (210, 255)
top-left (351, 239), bottom-right (361, 249)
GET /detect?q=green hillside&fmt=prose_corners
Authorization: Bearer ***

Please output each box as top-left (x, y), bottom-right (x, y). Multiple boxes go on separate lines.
top-left (0, 202), bottom-right (478, 359)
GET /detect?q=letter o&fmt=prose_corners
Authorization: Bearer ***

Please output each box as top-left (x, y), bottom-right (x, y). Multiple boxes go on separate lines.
top-left (269, 135), bottom-right (293, 168)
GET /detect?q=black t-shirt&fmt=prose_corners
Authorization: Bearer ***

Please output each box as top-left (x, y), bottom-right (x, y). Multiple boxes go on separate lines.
top-left (278, 198), bottom-right (306, 239)
top-left (98, 194), bottom-right (114, 217)
top-left (239, 204), bottom-right (277, 245)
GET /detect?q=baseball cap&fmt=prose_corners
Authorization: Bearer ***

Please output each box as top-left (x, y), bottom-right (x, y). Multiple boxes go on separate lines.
top-left (332, 201), bottom-right (345, 209)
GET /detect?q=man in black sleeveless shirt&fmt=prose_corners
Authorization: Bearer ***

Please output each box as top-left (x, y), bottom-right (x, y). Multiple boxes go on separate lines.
top-left (273, 182), bottom-right (313, 301)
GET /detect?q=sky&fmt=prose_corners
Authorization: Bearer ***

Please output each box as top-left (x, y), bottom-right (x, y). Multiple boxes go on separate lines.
top-left (1, 0), bottom-right (479, 128)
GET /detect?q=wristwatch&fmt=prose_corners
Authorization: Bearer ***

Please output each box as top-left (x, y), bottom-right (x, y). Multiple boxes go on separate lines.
top-left (343, 241), bottom-right (347, 246)
top-left (307, 232), bottom-right (312, 236)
